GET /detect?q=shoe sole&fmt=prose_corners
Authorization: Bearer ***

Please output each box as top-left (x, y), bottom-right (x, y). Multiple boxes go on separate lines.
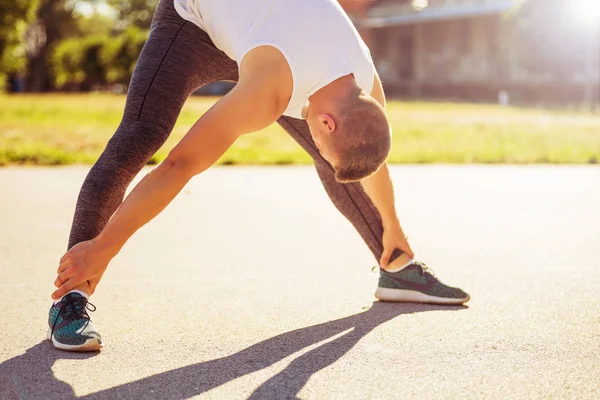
top-left (47, 328), bottom-right (103, 352)
top-left (375, 287), bottom-right (470, 305)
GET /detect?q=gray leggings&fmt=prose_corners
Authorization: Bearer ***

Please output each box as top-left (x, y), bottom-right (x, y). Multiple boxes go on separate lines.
top-left (68, 0), bottom-right (402, 265)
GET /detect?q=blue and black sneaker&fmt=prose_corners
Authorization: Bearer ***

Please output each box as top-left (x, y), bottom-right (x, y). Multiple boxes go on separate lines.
top-left (47, 292), bottom-right (103, 351)
top-left (375, 261), bottom-right (470, 305)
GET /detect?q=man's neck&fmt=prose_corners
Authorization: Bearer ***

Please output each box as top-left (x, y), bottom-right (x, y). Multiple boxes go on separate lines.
top-left (308, 74), bottom-right (360, 113)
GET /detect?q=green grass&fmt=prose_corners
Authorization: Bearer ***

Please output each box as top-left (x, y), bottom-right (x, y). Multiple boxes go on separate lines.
top-left (1, 94), bottom-right (599, 166)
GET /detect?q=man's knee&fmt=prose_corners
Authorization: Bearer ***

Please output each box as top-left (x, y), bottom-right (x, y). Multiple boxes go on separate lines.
top-left (104, 120), bottom-right (170, 170)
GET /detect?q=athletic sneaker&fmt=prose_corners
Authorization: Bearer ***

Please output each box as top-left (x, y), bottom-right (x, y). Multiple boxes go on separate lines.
top-left (47, 292), bottom-right (103, 351)
top-left (375, 261), bottom-right (470, 305)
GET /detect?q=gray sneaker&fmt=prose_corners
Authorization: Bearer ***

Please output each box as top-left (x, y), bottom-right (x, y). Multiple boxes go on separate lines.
top-left (47, 293), bottom-right (103, 351)
top-left (375, 261), bottom-right (470, 305)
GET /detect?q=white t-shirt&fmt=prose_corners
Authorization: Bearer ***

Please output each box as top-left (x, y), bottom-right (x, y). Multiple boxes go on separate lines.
top-left (173, 0), bottom-right (375, 119)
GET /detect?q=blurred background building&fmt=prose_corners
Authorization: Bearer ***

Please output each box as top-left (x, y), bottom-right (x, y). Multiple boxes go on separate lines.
top-left (1, 0), bottom-right (599, 105)
top-left (340, 0), bottom-right (600, 104)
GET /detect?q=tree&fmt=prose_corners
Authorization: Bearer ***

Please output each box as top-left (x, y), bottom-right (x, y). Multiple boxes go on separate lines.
top-left (51, 35), bottom-right (106, 90)
top-left (51, 26), bottom-right (147, 90)
top-left (107, 0), bottom-right (158, 30)
top-left (100, 26), bottom-right (148, 84)
top-left (24, 0), bottom-right (85, 92)
top-left (24, 1), bottom-right (157, 91)
top-left (0, 0), bottom-right (39, 88)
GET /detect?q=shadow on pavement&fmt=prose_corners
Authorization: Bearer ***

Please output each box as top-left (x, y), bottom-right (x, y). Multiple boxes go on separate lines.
top-left (0, 302), bottom-right (466, 399)
top-left (0, 340), bottom-right (99, 399)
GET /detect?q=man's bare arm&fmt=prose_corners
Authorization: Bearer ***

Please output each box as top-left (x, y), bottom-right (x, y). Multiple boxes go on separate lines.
top-left (52, 79), bottom-right (280, 299)
top-left (362, 71), bottom-right (398, 225)
top-left (96, 82), bottom-right (280, 252)
top-left (361, 72), bottom-right (414, 266)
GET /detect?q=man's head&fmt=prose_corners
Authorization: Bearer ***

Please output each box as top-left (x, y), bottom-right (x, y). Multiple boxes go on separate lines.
top-left (306, 88), bottom-right (391, 183)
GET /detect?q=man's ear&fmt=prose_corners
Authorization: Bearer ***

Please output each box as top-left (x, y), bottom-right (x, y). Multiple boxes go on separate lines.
top-left (317, 113), bottom-right (336, 133)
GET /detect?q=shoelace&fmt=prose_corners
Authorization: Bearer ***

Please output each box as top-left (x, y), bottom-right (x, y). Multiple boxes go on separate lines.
top-left (412, 261), bottom-right (437, 278)
top-left (51, 296), bottom-right (96, 338)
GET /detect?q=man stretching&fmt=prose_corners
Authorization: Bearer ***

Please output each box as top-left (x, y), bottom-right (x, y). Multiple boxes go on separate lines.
top-left (48, 0), bottom-right (469, 352)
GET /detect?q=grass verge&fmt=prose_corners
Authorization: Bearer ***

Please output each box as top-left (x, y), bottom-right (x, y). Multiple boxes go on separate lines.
top-left (1, 94), bottom-right (599, 166)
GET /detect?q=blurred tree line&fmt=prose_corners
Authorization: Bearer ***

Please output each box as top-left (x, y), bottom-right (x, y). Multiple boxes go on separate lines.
top-left (0, 0), bottom-right (157, 92)
top-left (2, 0), bottom-right (596, 96)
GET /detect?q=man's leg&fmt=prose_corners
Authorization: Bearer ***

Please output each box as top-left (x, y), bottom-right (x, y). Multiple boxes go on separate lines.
top-left (278, 116), bottom-right (469, 304)
top-left (277, 116), bottom-right (403, 265)
top-left (48, 0), bottom-right (237, 351)
top-left (68, 1), bottom-right (237, 253)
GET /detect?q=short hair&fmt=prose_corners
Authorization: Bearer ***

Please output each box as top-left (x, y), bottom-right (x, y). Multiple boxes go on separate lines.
top-left (332, 94), bottom-right (391, 183)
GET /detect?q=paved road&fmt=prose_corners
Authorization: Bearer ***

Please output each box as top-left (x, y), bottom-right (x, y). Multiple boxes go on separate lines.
top-left (0, 166), bottom-right (599, 399)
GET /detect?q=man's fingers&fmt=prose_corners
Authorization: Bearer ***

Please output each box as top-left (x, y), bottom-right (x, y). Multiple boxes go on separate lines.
top-left (59, 252), bottom-right (72, 265)
top-left (398, 238), bottom-right (415, 259)
top-left (380, 249), bottom-right (392, 269)
top-left (400, 246), bottom-right (414, 259)
top-left (57, 258), bottom-right (72, 274)
top-left (52, 278), bottom-right (78, 300)
top-left (58, 252), bottom-right (74, 273)
top-left (54, 266), bottom-right (76, 288)
top-left (402, 245), bottom-right (415, 259)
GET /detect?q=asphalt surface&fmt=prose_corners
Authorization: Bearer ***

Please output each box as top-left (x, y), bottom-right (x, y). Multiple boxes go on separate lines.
top-left (0, 165), bottom-right (598, 399)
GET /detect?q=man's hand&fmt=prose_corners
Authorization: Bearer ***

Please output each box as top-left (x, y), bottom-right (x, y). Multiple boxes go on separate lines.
top-left (50, 72), bottom-right (282, 301)
top-left (380, 222), bottom-right (414, 269)
top-left (53, 240), bottom-right (114, 300)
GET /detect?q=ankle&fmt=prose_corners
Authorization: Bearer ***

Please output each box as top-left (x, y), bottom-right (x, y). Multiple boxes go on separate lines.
top-left (72, 282), bottom-right (92, 298)
top-left (382, 253), bottom-right (414, 272)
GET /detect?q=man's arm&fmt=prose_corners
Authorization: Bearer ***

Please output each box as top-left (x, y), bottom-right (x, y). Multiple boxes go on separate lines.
top-left (362, 73), bottom-right (397, 224)
top-left (94, 81), bottom-right (280, 252)
top-left (361, 72), bottom-right (414, 268)
top-left (53, 79), bottom-right (281, 299)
